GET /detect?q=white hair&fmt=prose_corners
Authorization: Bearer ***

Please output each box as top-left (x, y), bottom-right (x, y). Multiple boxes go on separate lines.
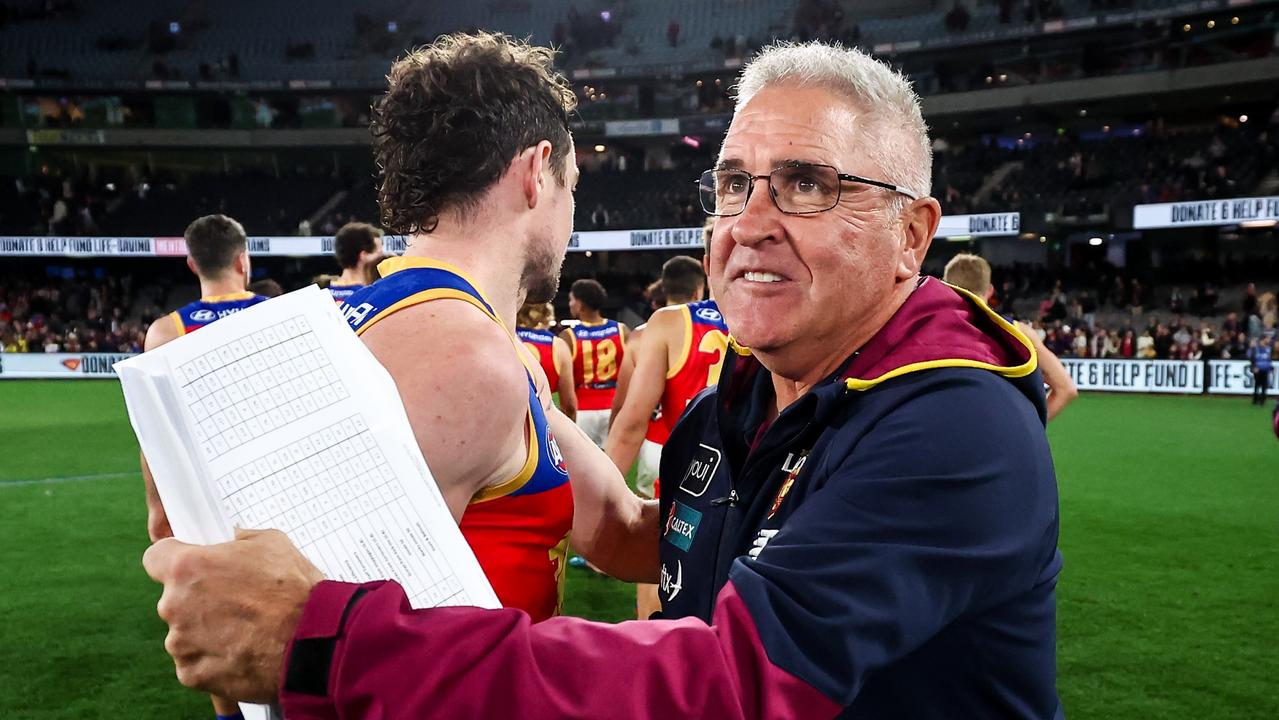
top-left (734, 41), bottom-right (932, 206)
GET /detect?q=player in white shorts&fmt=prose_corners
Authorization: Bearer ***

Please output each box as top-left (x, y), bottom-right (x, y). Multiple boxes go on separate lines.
top-left (561, 278), bottom-right (629, 446)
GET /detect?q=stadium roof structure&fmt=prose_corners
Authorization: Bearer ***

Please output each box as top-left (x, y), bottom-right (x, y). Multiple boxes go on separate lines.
top-left (1, 0), bottom-right (1274, 88)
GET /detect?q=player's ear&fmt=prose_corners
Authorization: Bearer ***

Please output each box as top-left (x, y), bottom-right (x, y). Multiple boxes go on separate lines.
top-left (186, 257), bottom-right (199, 277)
top-left (521, 141), bottom-right (554, 210)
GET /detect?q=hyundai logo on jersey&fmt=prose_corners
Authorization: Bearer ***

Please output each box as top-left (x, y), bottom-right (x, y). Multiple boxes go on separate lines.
top-left (695, 306), bottom-right (723, 323)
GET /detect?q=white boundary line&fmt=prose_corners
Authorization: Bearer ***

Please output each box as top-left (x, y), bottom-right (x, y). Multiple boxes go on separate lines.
top-left (0, 471), bottom-right (138, 488)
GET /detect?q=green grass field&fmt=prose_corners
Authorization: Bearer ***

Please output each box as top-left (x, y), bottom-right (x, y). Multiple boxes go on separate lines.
top-left (1, 380), bottom-right (1276, 718)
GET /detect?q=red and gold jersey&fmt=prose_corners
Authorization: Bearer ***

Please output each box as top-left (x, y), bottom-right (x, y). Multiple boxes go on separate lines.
top-left (342, 256), bottom-right (574, 622)
top-left (646, 299), bottom-right (729, 446)
top-left (168, 291), bottom-right (268, 335)
top-left (516, 327), bottom-right (559, 390)
top-left (568, 319), bottom-right (627, 411)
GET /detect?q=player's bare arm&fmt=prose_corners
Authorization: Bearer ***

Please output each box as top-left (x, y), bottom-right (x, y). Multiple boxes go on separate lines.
top-left (605, 309), bottom-right (680, 474)
top-left (1018, 320), bottom-right (1078, 421)
top-left (552, 335), bottom-right (578, 421)
top-left (544, 405), bottom-right (660, 583)
top-left (361, 300), bottom-right (532, 521)
top-left (140, 316), bottom-right (184, 542)
top-left (557, 327), bottom-right (576, 353)
top-left (519, 341), bottom-right (659, 582)
top-left (607, 324), bottom-right (637, 429)
top-left (610, 324), bottom-right (644, 422)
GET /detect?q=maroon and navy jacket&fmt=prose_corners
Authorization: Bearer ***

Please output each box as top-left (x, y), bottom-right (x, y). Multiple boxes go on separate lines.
top-left (276, 277), bottom-right (1063, 719)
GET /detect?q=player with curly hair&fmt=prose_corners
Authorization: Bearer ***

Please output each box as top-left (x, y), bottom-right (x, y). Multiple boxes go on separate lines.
top-left (345, 32), bottom-right (655, 619)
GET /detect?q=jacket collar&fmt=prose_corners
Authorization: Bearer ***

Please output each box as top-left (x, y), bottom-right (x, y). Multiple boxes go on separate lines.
top-left (719, 276), bottom-right (1039, 431)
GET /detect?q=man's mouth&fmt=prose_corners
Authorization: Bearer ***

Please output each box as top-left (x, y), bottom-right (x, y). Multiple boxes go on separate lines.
top-left (742, 271), bottom-right (787, 283)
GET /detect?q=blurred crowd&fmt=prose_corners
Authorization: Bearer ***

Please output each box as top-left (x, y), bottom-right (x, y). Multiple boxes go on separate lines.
top-left (5, 255), bottom-right (1276, 369)
top-left (0, 272), bottom-right (163, 354)
top-left (1025, 313), bottom-right (1275, 361)
top-left (1003, 278), bottom-right (1278, 360)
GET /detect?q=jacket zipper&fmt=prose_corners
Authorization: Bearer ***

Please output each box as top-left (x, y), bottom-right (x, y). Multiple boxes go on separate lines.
top-left (704, 420), bottom-right (817, 618)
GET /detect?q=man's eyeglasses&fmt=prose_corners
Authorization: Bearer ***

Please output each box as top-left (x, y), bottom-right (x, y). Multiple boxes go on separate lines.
top-left (697, 163), bottom-right (919, 217)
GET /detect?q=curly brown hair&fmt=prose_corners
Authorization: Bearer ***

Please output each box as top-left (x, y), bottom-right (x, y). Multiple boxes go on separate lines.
top-left (372, 32), bottom-right (577, 235)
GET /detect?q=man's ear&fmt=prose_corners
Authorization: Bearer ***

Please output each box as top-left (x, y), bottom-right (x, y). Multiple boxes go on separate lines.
top-left (897, 196), bottom-right (941, 281)
top-left (186, 257), bottom-right (199, 277)
top-left (521, 140), bottom-right (555, 210)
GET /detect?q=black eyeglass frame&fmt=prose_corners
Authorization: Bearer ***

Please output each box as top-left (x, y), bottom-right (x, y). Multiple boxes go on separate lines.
top-left (696, 163), bottom-right (920, 217)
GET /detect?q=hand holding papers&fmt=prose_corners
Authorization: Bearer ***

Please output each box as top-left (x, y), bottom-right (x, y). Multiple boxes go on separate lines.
top-left (117, 284), bottom-right (498, 608)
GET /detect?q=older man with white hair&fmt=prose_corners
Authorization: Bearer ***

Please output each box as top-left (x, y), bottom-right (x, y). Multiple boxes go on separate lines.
top-left (142, 41), bottom-right (1062, 719)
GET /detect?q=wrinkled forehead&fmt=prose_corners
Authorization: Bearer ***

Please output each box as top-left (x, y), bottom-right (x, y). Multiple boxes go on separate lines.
top-left (717, 84), bottom-right (867, 172)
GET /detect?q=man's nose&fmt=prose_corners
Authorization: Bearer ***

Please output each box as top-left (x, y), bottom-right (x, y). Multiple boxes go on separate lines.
top-left (730, 178), bottom-right (782, 248)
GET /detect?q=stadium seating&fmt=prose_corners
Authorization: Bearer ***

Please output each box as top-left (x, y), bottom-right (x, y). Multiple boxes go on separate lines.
top-left (0, 0), bottom-right (1212, 83)
top-left (4, 107), bottom-right (1273, 236)
top-left (0, 171), bottom-right (346, 236)
top-left (982, 120), bottom-right (1276, 218)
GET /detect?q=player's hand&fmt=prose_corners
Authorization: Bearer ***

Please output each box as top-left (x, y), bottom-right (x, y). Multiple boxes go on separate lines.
top-left (142, 528), bottom-right (324, 703)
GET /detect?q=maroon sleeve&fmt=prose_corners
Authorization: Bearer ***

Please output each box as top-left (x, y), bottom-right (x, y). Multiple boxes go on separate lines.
top-left (278, 579), bottom-right (840, 719)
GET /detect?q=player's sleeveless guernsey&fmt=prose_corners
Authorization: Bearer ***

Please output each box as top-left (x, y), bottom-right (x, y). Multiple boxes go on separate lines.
top-left (327, 283), bottom-right (364, 304)
top-left (168, 291), bottom-right (268, 335)
top-left (647, 299), bottom-right (729, 445)
top-left (568, 319), bottom-right (626, 411)
top-left (516, 327), bottom-right (559, 390)
top-left (340, 256), bottom-right (574, 622)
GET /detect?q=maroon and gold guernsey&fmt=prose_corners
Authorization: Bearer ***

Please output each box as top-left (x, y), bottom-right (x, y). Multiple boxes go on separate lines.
top-left (516, 327), bottom-right (559, 391)
top-left (168, 291), bottom-right (269, 335)
top-left (327, 284), bottom-right (365, 304)
top-left (567, 319), bottom-right (627, 411)
top-left (645, 299), bottom-right (730, 446)
top-left (340, 257), bottom-right (574, 622)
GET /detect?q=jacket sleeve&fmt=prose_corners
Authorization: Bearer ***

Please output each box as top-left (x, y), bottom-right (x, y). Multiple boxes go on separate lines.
top-left (278, 579), bottom-right (840, 719)
top-left (278, 371), bottom-right (1057, 718)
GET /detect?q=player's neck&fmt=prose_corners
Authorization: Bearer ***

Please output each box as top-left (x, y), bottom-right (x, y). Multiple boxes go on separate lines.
top-left (336, 268), bottom-right (366, 286)
top-left (199, 276), bottom-right (247, 299)
top-left (667, 294), bottom-right (696, 306)
top-left (402, 230), bottom-right (524, 329)
top-left (578, 311), bottom-right (604, 325)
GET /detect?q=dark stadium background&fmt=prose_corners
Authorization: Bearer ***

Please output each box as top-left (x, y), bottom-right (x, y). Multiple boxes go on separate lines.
top-left (0, 0), bottom-right (1277, 718)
